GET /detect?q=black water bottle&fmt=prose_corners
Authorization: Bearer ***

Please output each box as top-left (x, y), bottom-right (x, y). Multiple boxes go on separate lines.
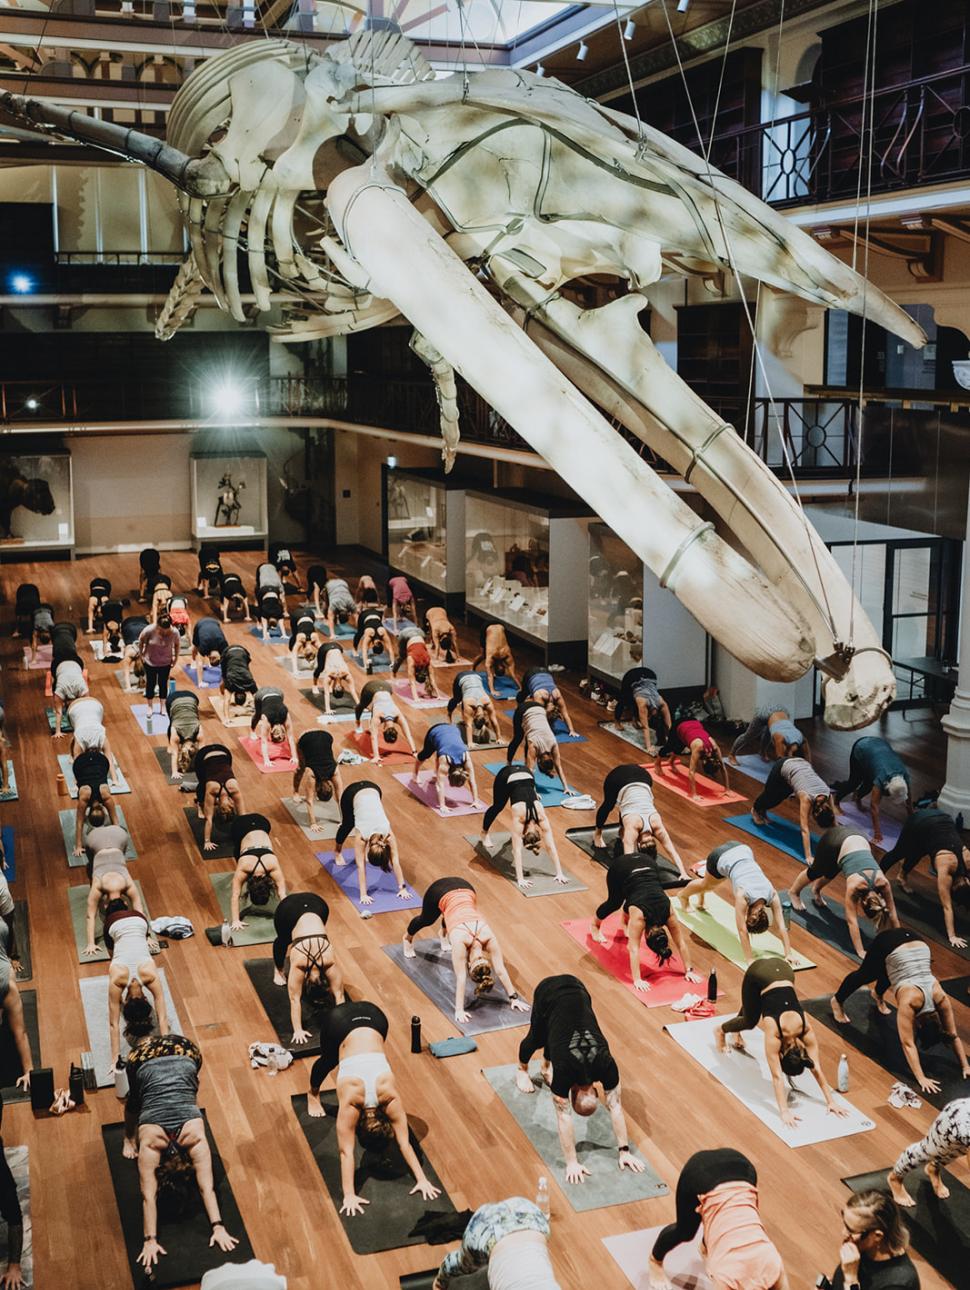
top-left (69, 1063), bottom-right (85, 1107)
top-left (707, 967), bottom-right (718, 1002)
top-left (410, 1015), bottom-right (422, 1054)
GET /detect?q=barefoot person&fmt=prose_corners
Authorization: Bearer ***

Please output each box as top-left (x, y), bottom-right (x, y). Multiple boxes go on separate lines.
top-left (889, 1097), bottom-right (970, 1209)
top-left (790, 826), bottom-right (898, 958)
top-left (480, 764), bottom-right (568, 890)
top-left (678, 841), bottom-right (796, 966)
top-left (447, 670), bottom-right (502, 747)
top-left (412, 721), bottom-right (485, 814)
top-left (833, 735), bottom-right (912, 845)
top-left (880, 807), bottom-right (970, 949)
top-left (333, 781), bottom-right (411, 906)
top-left (272, 893), bottom-right (345, 1044)
top-left (431, 1198), bottom-right (558, 1290)
top-left (593, 765), bottom-right (688, 877)
top-left (731, 706), bottom-right (807, 763)
top-left (354, 679), bottom-right (417, 766)
top-left (751, 757), bottom-right (836, 867)
top-left (471, 623), bottom-right (519, 695)
top-left (292, 731), bottom-right (344, 834)
top-left (228, 814), bottom-right (287, 932)
top-left (659, 716), bottom-right (730, 799)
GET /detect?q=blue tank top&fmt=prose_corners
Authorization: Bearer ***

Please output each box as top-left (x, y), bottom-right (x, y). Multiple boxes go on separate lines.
top-left (769, 718), bottom-right (803, 747)
top-left (431, 723), bottom-right (468, 766)
top-left (855, 736), bottom-right (909, 792)
top-left (528, 671), bottom-right (556, 695)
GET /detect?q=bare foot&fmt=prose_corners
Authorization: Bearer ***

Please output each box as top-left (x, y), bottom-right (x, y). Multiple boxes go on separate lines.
top-left (888, 1174), bottom-right (915, 1208)
top-left (830, 995), bottom-right (849, 1024)
top-left (926, 1164), bottom-right (950, 1200)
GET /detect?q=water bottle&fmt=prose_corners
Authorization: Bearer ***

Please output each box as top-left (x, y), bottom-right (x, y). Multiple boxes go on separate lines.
top-left (837, 1053), bottom-right (850, 1094)
top-left (410, 1016), bottom-right (422, 1054)
top-left (780, 892), bottom-right (793, 929)
top-left (114, 1058), bottom-right (129, 1100)
top-left (535, 1175), bottom-right (550, 1219)
top-left (707, 967), bottom-right (718, 1002)
top-left (220, 920), bottom-right (233, 948)
top-left (146, 711), bottom-right (153, 732)
top-left (69, 1063), bottom-right (85, 1107)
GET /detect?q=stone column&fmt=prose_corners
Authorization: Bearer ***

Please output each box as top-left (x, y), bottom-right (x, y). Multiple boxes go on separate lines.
top-left (938, 493), bottom-right (970, 816)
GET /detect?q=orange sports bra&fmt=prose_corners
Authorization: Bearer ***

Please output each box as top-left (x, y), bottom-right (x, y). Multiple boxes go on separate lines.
top-left (439, 887), bottom-right (481, 936)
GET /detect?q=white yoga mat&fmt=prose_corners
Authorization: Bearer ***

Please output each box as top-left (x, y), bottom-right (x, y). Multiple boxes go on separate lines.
top-left (603, 1226), bottom-right (713, 1290)
top-left (663, 1013), bottom-right (875, 1147)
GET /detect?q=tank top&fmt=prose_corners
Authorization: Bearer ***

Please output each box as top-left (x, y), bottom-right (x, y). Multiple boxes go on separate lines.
top-left (617, 779), bottom-right (655, 820)
top-left (338, 1051), bottom-right (391, 1108)
top-left (768, 717), bottom-right (803, 746)
top-left (761, 985), bottom-right (804, 1030)
top-left (781, 758), bottom-right (829, 799)
top-left (712, 843), bottom-right (774, 904)
top-left (372, 688), bottom-right (397, 718)
top-left (458, 673), bottom-right (488, 704)
top-left (439, 887), bottom-right (481, 936)
top-left (91, 850), bottom-right (130, 883)
top-left (840, 849), bottom-right (879, 885)
top-left (527, 671), bottom-right (556, 695)
top-left (522, 704), bottom-right (556, 754)
top-left (169, 694), bottom-right (200, 741)
top-left (886, 941), bottom-right (939, 1016)
top-left (354, 788), bottom-right (390, 838)
top-left (431, 723), bottom-right (467, 765)
top-left (677, 718), bottom-right (713, 751)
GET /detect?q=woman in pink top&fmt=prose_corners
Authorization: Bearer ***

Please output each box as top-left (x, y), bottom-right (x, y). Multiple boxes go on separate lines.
top-left (660, 717), bottom-right (730, 799)
top-left (386, 575), bottom-right (416, 629)
top-left (137, 612), bottom-right (180, 716)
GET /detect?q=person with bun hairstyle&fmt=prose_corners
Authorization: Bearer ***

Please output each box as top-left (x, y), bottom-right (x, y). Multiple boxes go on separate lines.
top-left (392, 624), bottom-right (438, 701)
top-left (678, 841), bottom-right (796, 966)
top-left (790, 827), bottom-right (898, 959)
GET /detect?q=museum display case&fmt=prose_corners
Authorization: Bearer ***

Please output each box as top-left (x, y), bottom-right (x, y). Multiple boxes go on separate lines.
top-left (190, 450), bottom-right (268, 546)
top-left (0, 451), bottom-right (74, 553)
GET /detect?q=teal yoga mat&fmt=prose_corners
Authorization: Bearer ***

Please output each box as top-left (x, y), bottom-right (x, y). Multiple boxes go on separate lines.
top-left (725, 812), bottom-right (818, 864)
top-left (484, 762), bottom-right (570, 807)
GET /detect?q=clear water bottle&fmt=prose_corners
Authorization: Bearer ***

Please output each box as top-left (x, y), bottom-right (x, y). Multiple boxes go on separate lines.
top-left (780, 893), bottom-right (793, 929)
top-left (536, 1174), bottom-right (550, 1219)
top-left (837, 1053), bottom-right (850, 1094)
top-left (220, 920), bottom-right (233, 948)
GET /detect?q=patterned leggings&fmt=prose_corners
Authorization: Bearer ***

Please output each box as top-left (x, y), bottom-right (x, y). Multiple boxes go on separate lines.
top-left (892, 1097), bottom-right (970, 1177)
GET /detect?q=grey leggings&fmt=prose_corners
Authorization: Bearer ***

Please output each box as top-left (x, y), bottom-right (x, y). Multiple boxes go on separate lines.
top-left (893, 1097), bottom-right (970, 1177)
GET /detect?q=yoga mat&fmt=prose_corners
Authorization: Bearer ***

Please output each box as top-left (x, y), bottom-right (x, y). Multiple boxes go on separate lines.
top-left (506, 712), bottom-right (584, 745)
top-left (483, 1064), bottom-right (668, 1212)
top-left (0, 828), bottom-right (14, 883)
top-left (242, 958), bottom-right (327, 1056)
top-left (131, 703), bottom-right (170, 735)
top-left (643, 759), bottom-right (746, 807)
top-left (348, 651), bottom-right (391, 674)
top-left (274, 653), bottom-right (315, 676)
top-left (10, 903), bottom-right (30, 983)
top-left (383, 617), bottom-right (407, 634)
top-left (561, 913), bottom-right (712, 1009)
top-left (350, 727), bottom-right (413, 763)
top-left (102, 1119), bottom-right (254, 1288)
top-left (393, 772), bottom-right (484, 818)
top-left (22, 645), bottom-right (50, 669)
top-left (57, 754), bottom-right (131, 797)
top-left (724, 813), bottom-right (818, 864)
top-left (804, 992), bottom-right (967, 1111)
top-left (210, 701), bottom-right (254, 729)
top-left (45, 706), bottom-right (72, 733)
top-left (782, 889), bottom-right (872, 961)
top-left (836, 797), bottom-right (903, 850)
top-left (728, 753), bottom-right (772, 784)
top-left (59, 806), bottom-right (138, 867)
top-left (249, 625), bottom-right (284, 641)
top-left (323, 621), bottom-right (356, 638)
top-left (291, 1093), bottom-right (458, 1255)
top-left (0, 990), bottom-right (40, 1104)
top-left (182, 806), bottom-right (234, 859)
top-left (0, 1148), bottom-right (31, 1289)
top-left (68, 880), bottom-right (150, 963)
top-left (843, 1167), bottom-right (970, 1290)
top-left (664, 1013), bottom-right (874, 1146)
top-left (392, 680), bottom-right (447, 709)
top-left (80, 971), bottom-right (181, 1086)
top-left (484, 762), bottom-right (570, 808)
top-left (465, 833), bottom-right (587, 897)
top-left (599, 721), bottom-right (654, 753)
top-left (382, 942), bottom-right (528, 1037)
top-left (604, 1226), bottom-right (713, 1290)
top-left (564, 828), bottom-right (686, 884)
top-left (887, 882), bottom-right (970, 961)
top-left (207, 871), bottom-right (277, 946)
top-left (281, 792), bottom-right (341, 839)
top-left (183, 662), bottom-right (222, 687)
top-left (475, 671), bottom-right (518, 699)
top-left (238, 735), bottom-right (298, 774)
top-left (675, 891), bottom-right (815, 971)
top-left (942, 975), bottom-right (970, 1006)
top-left (299, 688), bottom-right (357, 723)
top-left (0, 764), bottom-right (18, 802)
top-left (455, 724), bottom-right (507, 752)
top-left (152, 745), bottom-right (198, 791)
top-left (112, 668), bottom-right (144, 693)
top-left (316, 851), bottom-right (420, 914)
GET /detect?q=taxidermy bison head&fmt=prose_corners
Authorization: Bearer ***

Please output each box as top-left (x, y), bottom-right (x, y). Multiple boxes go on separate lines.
top-left (23, 479), bottom-right (54, 516)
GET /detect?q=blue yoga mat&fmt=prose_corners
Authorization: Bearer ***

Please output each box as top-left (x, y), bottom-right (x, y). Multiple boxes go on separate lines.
top-left (725, 813), bottom-right (818, 864)
top-left (184, 663), bottom-right (221, 686)
top-left (319, 621), bottom-right (356, 639)
top-left (1, 828), bottom-right (14, 883)
top-left (484, 762), bottom-right (569, 807)
top-left (249, 626), bottom-right (284, 641)
top-left (348, 652), bottom-right (391, 673)
top-left (477, 670), bottom-right (518, 699)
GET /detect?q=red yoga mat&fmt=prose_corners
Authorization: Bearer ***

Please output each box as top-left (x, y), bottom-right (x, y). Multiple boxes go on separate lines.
top-left (238, 734), bottom-right (298, 774)
top-left (561, 913), bottom-right (713, 1009)
top-left (642, 759), bottom-right (747, 806)
top-left (349, 727), bottom-right (413, 764)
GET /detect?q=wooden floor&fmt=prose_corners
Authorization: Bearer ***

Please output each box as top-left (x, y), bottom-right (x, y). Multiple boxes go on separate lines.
top-left (1, 548), bottom-right (961, 1290)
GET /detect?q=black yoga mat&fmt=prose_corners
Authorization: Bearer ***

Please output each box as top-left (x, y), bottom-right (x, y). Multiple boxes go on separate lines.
top-left (565, 826), bottom-right (686, 885)
top-left (781, 889), bottom-right (865, 961)
top-left (154, 746), bottom-right (198, 792)
top-left (942, 976), bottom-right (970, 1007)
top-left (102, 1118), bottom-right (254, 1289)
top-left (182, 806), bottom-right (234, 860)
top-left (11, 902), bottom-right (30, 983)
top-left (243, 958), bottom-right (334, 1057)
top-left (291, 1092), bottom-right (460, 1255)
top-left (0, 989), bottom-right (40, 1104)
top-left (890, 883), bottom-right (970, 961)
top-left (804, 992), bottom-right (966, 1110)
top-left (843, 1167), bottom-right (970, 1290)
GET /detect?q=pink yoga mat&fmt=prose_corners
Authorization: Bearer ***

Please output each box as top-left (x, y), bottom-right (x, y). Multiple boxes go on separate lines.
top-left (561, 913), bottom-right (715, 1009)
top-left (23, 646), bottom-right (51, 670)
top-left (238, 735), bottom-right (297, 773)
top-left (392, 771), bottom-right (485, 817)
top-left (391, 679), bottom-right (447, 708)
top-left (642, 759), bottom-right (747, 807)
top-left (349, 728), bottom-right (413, 764)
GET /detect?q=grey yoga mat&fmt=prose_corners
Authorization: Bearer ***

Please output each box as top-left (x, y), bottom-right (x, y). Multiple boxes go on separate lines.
top-left (79, 971), bottom-right (182, 1087)
top-left (464, 833), bottom-right (587, 897)
top-left (68, 881), bottom-right (151, 963)
top-left (207, 871), bottom-right (277, 946)
top-left (182, 805), bottom-right (234, 859)
top-left (565, 827), bottom-right (686, 884)
top-left (8, 903), bottom-right (30, 983)
top-left (281, 792), bottom-right (341, 840)
top-left (152, 745), bottom-right (198, 791)
top-left (889, 882), bottom-right (970, 961)
top-left (59, 806), bottom-right (138, 868)
top-left (243, 958), bottom-right (327, 1057)
top-left (482, 1064), bottom-right (668, 1212)
top-left (0, 990), bottom-right (40, 1104)
top-left (382, 942), bottom-right (529, 1038)
top-left (291, 1093), bottom-right (460, 1255)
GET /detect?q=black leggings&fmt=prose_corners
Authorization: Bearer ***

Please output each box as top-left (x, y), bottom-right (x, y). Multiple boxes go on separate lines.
top-left (482, 764), bottom-right (539, 835)
top-left (721, 957), bottom-right (797, 1034)
top-left (834, 927), bottom-right (922, 1006)
top-left (144, 663), bottom-right (171, 702)
top-left (752, 760), bottom-right (791, 815)
top-left (594, 855), bottom-right (669, 925)
top-left (651, 1149), bottom-right (757, 1264)
top-left (355, 680), bottom-right (392, 723)
top-left (334, 780), bottom-right (382, 849)
top-left (309, 1001), bottom-right (388, 1092)
top-left (406, 877), bottom-right (473, 938)
top-left (594, 765), bottom-right (653, 832)
top-left (272, 893), bottom-right (330, 971)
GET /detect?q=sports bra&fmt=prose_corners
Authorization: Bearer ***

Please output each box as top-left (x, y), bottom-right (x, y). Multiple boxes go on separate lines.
top-left (439, 887), bottom-right (481, 937)
top-left (761, 985), bottom-right (804, 1032)
top-left (840, 849), bottom-right (879, 886)
top-left (291, 933), bottom-right (330, 972)
top-left (338, 1051), bottom-right (391, 1108)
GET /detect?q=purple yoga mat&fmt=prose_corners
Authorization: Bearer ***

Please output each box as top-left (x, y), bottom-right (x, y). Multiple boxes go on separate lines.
top-left (391, 679), bottom-right (447, 708)
top-left (183, 664), bottom-right (222, 687)
top-left (131, 704), bottom-right (170, 735)
top-left (836, 797), bottom-right (903, 850)
top-left (392, 771), bottom-right (485, 818)
top-left (316, 850), bottom-right (420, 914)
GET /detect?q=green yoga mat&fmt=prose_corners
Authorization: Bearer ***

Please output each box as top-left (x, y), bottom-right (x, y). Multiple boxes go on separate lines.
top-left (58, 806), bottom-right (138, 868)
top-left (68, 881), bottom-right (150, 963)
top-left (46, 706), bottom-right (72, 733)
top-left (206, 871), bottom-right (277, 946)
top-left (483, 1064), bottom-right (668, 1212)
top-left (675, 891), bottom-right (815, 971)
top-left (0, 764), bottom-right (18, 803)
top-left (464, 833), bottom-right (587, 897)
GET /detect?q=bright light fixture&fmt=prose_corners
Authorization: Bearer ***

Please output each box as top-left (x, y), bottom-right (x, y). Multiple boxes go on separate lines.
top-left (386, 456), bottom-right (398, 469)
top-left (10, 273), bottom-right (33, 294)
top-left (623, 18), bottom-right (635, 40)
top-left (25, 397), bottom-right (38, 410)
top-left (677, 0), bottom-right (690, 11)
top-left (577, 41), bottom-right (588, 61)
top-left (212, 382), bottom-right (246, 417)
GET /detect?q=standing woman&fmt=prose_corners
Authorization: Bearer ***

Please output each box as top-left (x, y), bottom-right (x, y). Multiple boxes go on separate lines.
top-left (613, 666), bottom-right (671, 754)
top-left (312, 642), bottom-right (360, 716)
top-left (889, 1097), bottom-right (970, 1209)
top-left (412, 722), bottom-right (484, 814)
top-left (292, 730), bottom-right (344, 833)
top-left (194, 744), bottom-right (243, 852)
top-left (517, 667), bottom-right (577, 737)
top-left (593, 764), bottom-right (688, 876)
top-left (480, 764), bottom-right (568, 889)
top-left (228, 814), bottom-right (287, 932)
top-left (659, 715), bottom-right (730, 798)
top-left (250, 687), bottom-right (298, 767)
top-left (272, 893), bottom-right (345, 1045)
top-left (678, 841), bottom-right (796, 966)
top-left (392, 624), bottom-right (438, 701)
top-left (354, 680), bottom-right (417, 766)
top-left (103, 902), bottom-right (168, 1070)
top-left (306, 1001), bottom-right (442, 1216)
top-left (424, 606), bottom-right (460, 664)
top-left (880, 807), bottom-right (970, 949)
top-left (751, 757), bottom-right (837, 867)
top-left (716, 957), bottom-right (847, 1129)
top-left (333, 782), bottom-right (411, 906)
top-left (834, 736), bottom-right (912, 845)
top-left (829, 1191), bottom-right (919, 1290)
top-left (137, 613), bottom-right (180, 718)
top-left (447, 670), bottom-right (502, 747)
top-left (471, 623), bottom-right (519, 694)
top-left (590, 854), bottom-right (703, 992)
top-left (790, 826), bottom-right (898, 958)
top-left (506, 699), bottom-right (573, 795)
top-left (353, 606), bottom-right (394, 673)
top-left (403, 878), bottom-right (529, 1024)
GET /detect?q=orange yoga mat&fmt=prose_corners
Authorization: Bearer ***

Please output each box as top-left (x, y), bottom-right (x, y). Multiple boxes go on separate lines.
top-left (238, 734), bottom-right (298, 774)
top-left (348, 727), bottom-right (414, 764)
top-left (642, 759), bottom-right (746, 806)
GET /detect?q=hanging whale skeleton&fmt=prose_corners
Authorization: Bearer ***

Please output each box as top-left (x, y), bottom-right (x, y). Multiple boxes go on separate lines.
top-left (2, 29), bottom-right (926, 729)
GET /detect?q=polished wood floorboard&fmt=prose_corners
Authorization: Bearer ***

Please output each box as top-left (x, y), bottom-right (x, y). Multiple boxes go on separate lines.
top-left (0, 549), bottom-right (960, 1289)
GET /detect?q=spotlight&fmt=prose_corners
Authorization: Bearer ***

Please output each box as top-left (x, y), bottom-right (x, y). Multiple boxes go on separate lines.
top-left (576, 41), bottom-right (588, 61)
top-left (535, 63), bottom-right (545, 77)
top-left (212, 381), bottom-right (246, 417)
top-left (677, 0), bottom-right (690, 11)
top-left (623, 18), bottom-right (635, 40)
top-left (386, 455), bottom-right (398, 469)
top-left (25, 397), bottom-right (38, 411)
top-left (9, 273), bottom-right (33, 294)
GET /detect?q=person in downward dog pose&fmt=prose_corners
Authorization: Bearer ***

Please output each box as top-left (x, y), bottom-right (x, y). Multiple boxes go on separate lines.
top-left (659, 715), bottom-right (730, 799)
top-left (403, 878), bottom-right (529, 1025)
top-left (306, 1001), bottom-right (442, 1216)
top-left (833, 735), bottom-right (912, 845)
top-left (217, 570), bottom-right (252, 624)
top-left (288, 607), bottom-right (324, 675)
top-left (333, 781), bottom-right (412, 906)
top-left (889, 1097), bottom-right (970, 1208)
top-left (593, 765), bottom-right (688, 877)
top-left (312, 641), bottom-right (360, 716)
top-left (506, 699), bottom-right (574, 796)
top-left (218, 643), bottom-right (257, 721)
top-left (424, 605), bottom-right (460, 664)
top-left (517, 667), bottom-right (577, 737)
top-left (471, 623), bottom-right (519, 695)
top-left (292, 730), bottom-right (344, 834)
top-left (479, 763), bottom-right (569, 890)
top-left (272, 893), bottom-right (345, 1045)
top-left (194, 743), bottom-right (243, 852)
top-left (392, 624), bottom-right (438, 701)
top-left (412, 721), bottom-right (484, 814)
top-left (431, 1198), bottom-right (559, 1290)
top-left (228, 814), bottom-right (287, 932)
top-left (165, 690), bottom-right (201, 782)
top-left (751, 757), bottom-right (837, 868)
top-left (354, 679), bottom-right (417, 766)
top-left (880, 807), bottom-right (970, 949)
top-left (352, 606), bottom-right (394, 674)
top-left (387, 574), bottom-right (416, 629)
top-left (103, 901), bottom-right (167, 1071)
top-left (789, 826), bottom-right (898, 958)
top-left (678, 841), bottom-right (796, 966)
top-left (613, 666), bottom-right (671, 753)
top-left (249, 687), bottom-right (298, 767)
top-left (447, 670), bottom-right (502, 747)
top-left (731, 706), bottom-right (807, 764)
